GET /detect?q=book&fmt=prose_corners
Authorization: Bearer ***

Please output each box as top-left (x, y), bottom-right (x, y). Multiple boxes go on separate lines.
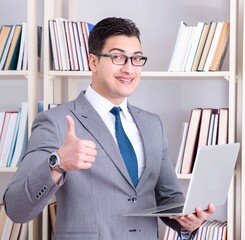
top-left (180, 26), bottom-right (196, 71)
top-left (77, 21), bottom-right (89, 71)
top-left (168, 21), bottom-right (187, 71)
top-left (0, 204), bottom-right (8, 239)
top-left (4, 24), bottom-right (22, 70)
top-left (197, 108), bottom-right (217, 148)
top-left (203, 21), bottom-right (224, 71)
top-left (49, 20), bottom-right (59, 70)
top-left (174, 24), bottom-right (192, 71)
top-left (211, 113), bottom-right (219, 145)
top-left (11, 102), bottom-right (28, 167)
top-left (209, 22), bottom-right (230, 71)
top-left (175, 122), bottom-right (188, 173)
top-left (0, 25), bottom-right (12, 62)
top-left (49, 202), bottom-right (57, 234)
top-left (0, 112), bottom-right (18, 167)
top-left (18, 223), bottom-right (27, 240)
top-left (217, 108), bottom-right (229, 144)
top-left (184, 22), bottom-right (206, 72)
top-left (55, 18), bottom-right (70, 70)
top-left (9, 223), bottom-right (21, 240)
top-left (197, 21), bottom-right (217, 71)
top-left (72, 21), bottom-right (84, 71)
top-left (180, 108), bottom-right (202, 174)
top-left (191, 23), bottom-right (210, 71)
top-left (0, 25), bottom-right (16, 70)
top-left (64, 20), bottom-right (77, 71)
top-left (17, 22), bottom-right (27, 70)
top-left (207, 112), bottom-right (216, 145)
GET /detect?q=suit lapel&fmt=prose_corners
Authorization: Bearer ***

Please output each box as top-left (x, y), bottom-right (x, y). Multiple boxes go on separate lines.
top-left (70, 92), bottom-right (133, 186)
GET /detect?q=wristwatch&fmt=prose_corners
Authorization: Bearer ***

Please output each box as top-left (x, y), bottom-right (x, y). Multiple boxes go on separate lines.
top-left (48, 152), bottom-right (66, 174)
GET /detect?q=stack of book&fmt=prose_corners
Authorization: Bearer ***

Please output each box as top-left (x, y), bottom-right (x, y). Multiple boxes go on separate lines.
top-left (168, 21), bottom-right (230, 72)
top-left (0, 23), bottom-right (42, 70)
top-left (49, 18), bottom-right (94, 71)
top-left (0, 204), bottom-right (28, 239)
top-left (175, 108), bottom-right (229, 174)
top-left (0, 102), bottom-right (28, 167)
top-left (163, 220), bottom-right (227, 240)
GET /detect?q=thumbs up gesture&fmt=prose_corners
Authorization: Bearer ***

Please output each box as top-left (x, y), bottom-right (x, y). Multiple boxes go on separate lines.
top-left (57, 115), bottom-right (97, 171)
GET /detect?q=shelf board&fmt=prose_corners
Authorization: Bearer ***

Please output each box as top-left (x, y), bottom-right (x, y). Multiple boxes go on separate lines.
top-left (0, 70), bottom-right (28, 77)
top-left (46, 70), bottom-right (230, 80)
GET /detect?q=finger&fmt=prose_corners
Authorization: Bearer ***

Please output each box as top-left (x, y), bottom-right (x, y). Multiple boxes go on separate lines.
top-left (82, 139), bottom-right (97, 149)
top-left (79, 161), bottom-right (93, 169)
top-left (66, 115), bottom-right (76, 138)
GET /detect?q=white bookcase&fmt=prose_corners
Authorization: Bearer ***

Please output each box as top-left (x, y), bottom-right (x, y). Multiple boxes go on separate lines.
top-left (41, 0), bottom-right (241, 239)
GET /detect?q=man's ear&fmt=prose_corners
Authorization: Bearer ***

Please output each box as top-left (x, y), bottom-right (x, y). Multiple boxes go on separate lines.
top-left (89, 54), bottom-right (98, 72)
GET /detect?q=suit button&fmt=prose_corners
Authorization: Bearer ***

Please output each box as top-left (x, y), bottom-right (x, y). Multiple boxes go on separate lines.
top-left (131, 196), bottom-right (137, 203)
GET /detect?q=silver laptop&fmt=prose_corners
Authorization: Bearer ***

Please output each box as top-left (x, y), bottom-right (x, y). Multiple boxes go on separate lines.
top-left (123, 143), bottom-right (240, 217)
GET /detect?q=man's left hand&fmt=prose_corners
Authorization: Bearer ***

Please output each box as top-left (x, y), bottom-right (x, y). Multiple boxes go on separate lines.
top-left (169, 203), bottom-right (216, 232)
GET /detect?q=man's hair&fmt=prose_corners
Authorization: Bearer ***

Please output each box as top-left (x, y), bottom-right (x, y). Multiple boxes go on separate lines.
top-left (88, 17), bottom-right (141, 54)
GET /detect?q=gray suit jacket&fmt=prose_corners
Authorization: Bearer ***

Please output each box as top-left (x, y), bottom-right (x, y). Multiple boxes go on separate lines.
top-left (4, 91), bottom-right (184, 240)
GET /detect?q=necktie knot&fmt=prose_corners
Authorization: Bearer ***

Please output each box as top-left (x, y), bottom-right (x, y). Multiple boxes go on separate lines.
top-left (110, 106), bottom-right (121, 117)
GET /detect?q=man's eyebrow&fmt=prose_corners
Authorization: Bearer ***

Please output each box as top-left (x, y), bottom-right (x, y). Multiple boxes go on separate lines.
top-left (109, 48), bottom-right (143, 55)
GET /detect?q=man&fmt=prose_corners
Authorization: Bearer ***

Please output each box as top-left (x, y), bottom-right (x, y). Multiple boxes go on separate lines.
top-left (4, 17), bottom-right (214, 239)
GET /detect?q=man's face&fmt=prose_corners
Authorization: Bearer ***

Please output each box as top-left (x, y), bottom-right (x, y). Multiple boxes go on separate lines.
top-left (89, 35), bottom-right (143, 105)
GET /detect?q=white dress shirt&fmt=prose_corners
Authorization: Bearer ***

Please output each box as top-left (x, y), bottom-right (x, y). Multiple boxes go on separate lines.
top-left (85, 85), bottom-right (145, 178)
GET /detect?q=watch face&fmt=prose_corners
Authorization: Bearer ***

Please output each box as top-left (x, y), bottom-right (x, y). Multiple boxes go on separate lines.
top-left (49, 154), bottom-right (57, 166)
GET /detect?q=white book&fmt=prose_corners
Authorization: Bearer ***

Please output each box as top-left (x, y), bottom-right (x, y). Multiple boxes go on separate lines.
top-left (6, 110), bottom-right (21, 167)
top-left (175, 122), bottom-right (188, 173)
top-left (49, 20), bottom-right (59, 70)
top-left (18, 223), bottom-right (28, 240)
top-left (22, 24), bottom-right (28, 70)
top-left (64, 20), bottom-right (75, 71)
top-left (17, 22), bottom-right (27, 70)
top-left (0, 113), bottom-right (12, 166)
top-left (184, 22), bottom-right (206, 72)
top-left (0, 112), bottom-right (5, 138)
top-left (203, 21), bottom-right (223, 71)
top-left (207, 113), bottom-right (215, 145)
top-left (168, 21), bottom-right (187, 71)
top-left (73, 22), bottom-right (84, 71)
top-left (1, 216), bottom-right (13, 240)
top-left (11, 102), bottom-right (28, 167)
top-left (68, 21), bottom-right (79, 70)
top-left (180, 26), bottom-right (196, 71)
top-left (56, 18), bottom-right (70, 70)
top-left (174, 25), bottom-right (193, 71)
top-left (211, 113), bottom-right (219, 145)
top-left (0, 112), bottom-right (18, 167)
top-left (77, 21), bottom-right (89, 71)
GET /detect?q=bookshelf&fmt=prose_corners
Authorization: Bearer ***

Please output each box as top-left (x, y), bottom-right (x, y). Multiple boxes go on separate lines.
top-left (0, 0), bottom-right (39, 239)
top-left (40, 0), bottom-right (238, 239)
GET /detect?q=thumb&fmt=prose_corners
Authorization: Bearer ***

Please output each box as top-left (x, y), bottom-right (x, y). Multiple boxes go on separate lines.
top-left (66, 115), bottom-right (76, 138)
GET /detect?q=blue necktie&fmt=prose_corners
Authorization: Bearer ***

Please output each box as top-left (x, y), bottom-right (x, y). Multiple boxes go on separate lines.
top-left (110, 107), bottom-right (138, 187)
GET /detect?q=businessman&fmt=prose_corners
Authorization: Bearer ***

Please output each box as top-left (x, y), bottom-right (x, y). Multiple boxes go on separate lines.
top-left (4, 17), bottom-right (214, 239)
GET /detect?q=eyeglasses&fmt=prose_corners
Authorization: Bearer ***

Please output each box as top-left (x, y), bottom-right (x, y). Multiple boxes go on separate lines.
top-left (95, 53), bottom-right (147, 66)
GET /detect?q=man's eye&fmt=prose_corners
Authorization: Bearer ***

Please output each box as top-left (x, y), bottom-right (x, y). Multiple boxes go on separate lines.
top-left (133, 56), bottom-right (143, 62)
top-left (113, 55), bottom-right (124, 60)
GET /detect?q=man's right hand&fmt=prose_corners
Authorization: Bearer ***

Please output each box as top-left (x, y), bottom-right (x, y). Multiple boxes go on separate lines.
top-left (57, 115), bottom-right (97, 171)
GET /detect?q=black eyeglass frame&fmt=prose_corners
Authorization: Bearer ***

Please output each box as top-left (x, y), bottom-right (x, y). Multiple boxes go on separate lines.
top-left (95, 53), bottom-right (147, 66)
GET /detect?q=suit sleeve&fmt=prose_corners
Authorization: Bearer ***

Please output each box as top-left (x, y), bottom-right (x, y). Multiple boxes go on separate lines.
top-left (3, 110), bottom-right (67, 223)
